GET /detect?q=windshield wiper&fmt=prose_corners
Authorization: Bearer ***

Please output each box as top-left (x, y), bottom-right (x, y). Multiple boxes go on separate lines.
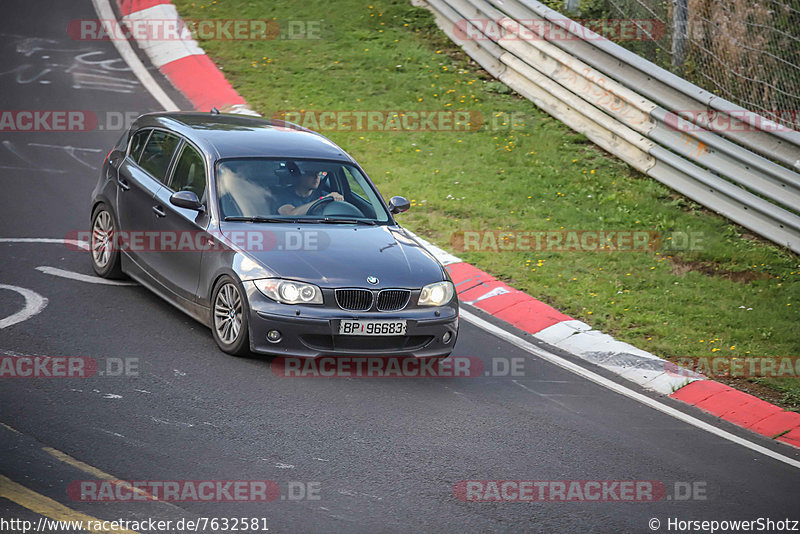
top-left (313, 218), bottom-right (377, 225)
top-left (224, 216), bottom-right (297, 223)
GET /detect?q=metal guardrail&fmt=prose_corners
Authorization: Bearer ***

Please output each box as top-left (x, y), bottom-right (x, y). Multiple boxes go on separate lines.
top-left (417, 0), bottom-right (800, 254)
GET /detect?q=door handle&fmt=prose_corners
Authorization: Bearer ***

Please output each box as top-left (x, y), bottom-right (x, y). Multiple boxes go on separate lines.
top-left (152, 205), bottom-right (166, 218)
top-left (117, 178), bottom-right (130, 191)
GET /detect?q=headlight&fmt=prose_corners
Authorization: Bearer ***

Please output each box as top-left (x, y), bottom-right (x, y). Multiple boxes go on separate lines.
top-left (254, 279), bottom-right (323, 305)
top-left (418, 281), bottom-right (455, 306)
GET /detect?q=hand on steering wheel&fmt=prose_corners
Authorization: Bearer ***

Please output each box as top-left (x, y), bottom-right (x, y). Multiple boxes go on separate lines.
top-left (306, 192), bottom-right (342, 215)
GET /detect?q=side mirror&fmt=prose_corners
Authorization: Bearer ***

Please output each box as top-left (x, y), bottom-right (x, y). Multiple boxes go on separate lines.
top-left (170, 190), bottom-right (204, 211)
top-left (388, 196), bottom-right (411, 214)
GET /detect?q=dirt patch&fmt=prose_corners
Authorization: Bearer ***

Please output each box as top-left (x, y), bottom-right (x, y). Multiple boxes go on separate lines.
top-left (669, 257), bottom-right (772, 283)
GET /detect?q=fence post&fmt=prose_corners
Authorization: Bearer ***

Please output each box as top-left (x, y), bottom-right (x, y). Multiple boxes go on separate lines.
top-left (672, 0), bottom-right (689, 74)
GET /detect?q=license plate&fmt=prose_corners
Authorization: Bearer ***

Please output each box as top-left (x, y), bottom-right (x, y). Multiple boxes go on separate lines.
top-left (338, 320), bottom-right (407, 336)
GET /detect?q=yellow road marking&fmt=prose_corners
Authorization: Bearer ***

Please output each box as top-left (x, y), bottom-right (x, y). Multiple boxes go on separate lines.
top-left (43, 447), bottom-right (117, 480)
top-left (0, 474), bottom-right (140, 534)
top-left (0, 422), bottom-right (20, 433)
top-left (42, 447), bottom-right (156, 501)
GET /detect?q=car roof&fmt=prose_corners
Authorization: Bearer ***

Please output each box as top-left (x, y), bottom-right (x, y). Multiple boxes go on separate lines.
top-left (132, 112), bottom-right (353, 162)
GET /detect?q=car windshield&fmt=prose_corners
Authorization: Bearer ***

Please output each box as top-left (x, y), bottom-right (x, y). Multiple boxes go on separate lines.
top-left (216, 158), bottom-right (391, 223)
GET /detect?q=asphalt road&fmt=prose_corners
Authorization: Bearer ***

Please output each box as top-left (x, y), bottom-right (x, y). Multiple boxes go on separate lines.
top-left (1, 1), bottom-right (799, 532)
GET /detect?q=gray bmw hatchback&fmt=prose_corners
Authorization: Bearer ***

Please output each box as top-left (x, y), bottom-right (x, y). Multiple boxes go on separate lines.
top-left (90, 112), bottom-right (458, 358)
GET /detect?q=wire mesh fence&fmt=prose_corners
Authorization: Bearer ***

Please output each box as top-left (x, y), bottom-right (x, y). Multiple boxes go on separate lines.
top-left (561, 0), bottom-right (800, 131)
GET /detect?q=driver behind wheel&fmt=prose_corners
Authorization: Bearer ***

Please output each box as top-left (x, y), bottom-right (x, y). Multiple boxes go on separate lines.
top-left (277, 164), bottom-right (343, 215)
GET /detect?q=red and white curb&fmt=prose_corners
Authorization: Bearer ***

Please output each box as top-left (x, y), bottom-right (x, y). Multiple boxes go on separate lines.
top-left (441, 256), bottom-right (703, 396)
top-left (112, 0), bottom-right (800, 450)
top-left (117, 0), bottom-right (257, 114)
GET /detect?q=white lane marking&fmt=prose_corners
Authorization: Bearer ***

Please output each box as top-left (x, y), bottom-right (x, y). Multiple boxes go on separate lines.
top-left (103, 393), bottom-right (123, 399)
top-left (274, 463), bottom-right (295, 469)
top-left (512, 380), bottom-right (580, 414)
top-left (0, 165), bottom-right (67, 173)
top-left (151, 417), bottom-right (194, 427)
top-left (2, 140), bottom-right (68, 174)
top-left (460, 309), bottom-right (800, 470)
top-left (0, 285), bottom-right (48, 329)
top-left (35, 266), bottom-right (137, 286)
top-left (27, 143), bottom-right (103, 171)
top-left (337, 489), bottom-right (382, 500)
top-left (90, 0), bottom-right (180, 111)
top-left (0, 238), bottom-right (89, 251)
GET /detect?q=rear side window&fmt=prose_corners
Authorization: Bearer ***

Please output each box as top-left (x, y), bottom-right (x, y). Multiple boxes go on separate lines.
top-left (139, 130), bottom-right (180, 183)
top-left (128, 129), bottom-right (150, 162)
top-left (169, 144), bottom-right (206, 201)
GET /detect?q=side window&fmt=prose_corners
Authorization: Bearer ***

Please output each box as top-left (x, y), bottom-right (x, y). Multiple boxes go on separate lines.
top-left (139, 130), bottom-right (180, 183)
top-left (343, 167), bottom-right (368, 201)
top-left (128, 129), bottom-right (150, 162)
top-left (170, 144), bottom-right (206, 201)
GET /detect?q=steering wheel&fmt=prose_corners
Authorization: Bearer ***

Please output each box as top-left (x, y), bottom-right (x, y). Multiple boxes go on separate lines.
top-left (321, 200), bottom-right (364, 217)
top-left (306, 195), bottom-right (335, 215)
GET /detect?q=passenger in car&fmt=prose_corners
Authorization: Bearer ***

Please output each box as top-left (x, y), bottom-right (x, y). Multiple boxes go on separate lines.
top-left (217, 165), bottom-right (275, 217)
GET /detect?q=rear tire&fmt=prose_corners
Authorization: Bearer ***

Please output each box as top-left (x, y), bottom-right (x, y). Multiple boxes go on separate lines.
top-left (90, 204), bottom-right (124, 279)
top-left (211, 276), bottom-right (251, 356)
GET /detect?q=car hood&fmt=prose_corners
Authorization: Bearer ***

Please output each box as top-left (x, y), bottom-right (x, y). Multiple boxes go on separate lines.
top-left (220, 222), bottom-right (446, 288)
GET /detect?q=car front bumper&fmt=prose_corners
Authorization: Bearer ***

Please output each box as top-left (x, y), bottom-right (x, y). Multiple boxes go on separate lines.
top-left (244, 283), bottom-right (458, 358)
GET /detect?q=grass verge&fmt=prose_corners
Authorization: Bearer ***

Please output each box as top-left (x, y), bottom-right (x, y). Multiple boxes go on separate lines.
top-left (174, 0), bottom-right (800, 409)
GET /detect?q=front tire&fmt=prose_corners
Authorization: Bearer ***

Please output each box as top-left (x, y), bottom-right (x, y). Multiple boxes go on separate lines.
top-left (90, 204), bottom-right (123, 279)
top-left (211, 276), bottom-right (251, 356)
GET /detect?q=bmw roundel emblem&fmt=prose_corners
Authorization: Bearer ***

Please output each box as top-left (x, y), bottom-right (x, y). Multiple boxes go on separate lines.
top-left (367, 276), bottom-right (379, 285)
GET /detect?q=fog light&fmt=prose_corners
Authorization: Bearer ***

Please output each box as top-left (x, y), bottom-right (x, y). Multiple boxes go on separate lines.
top-left (442, 331), bottom-right (452, 344)
top-left (267, 330), bottom-right (282, 343)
